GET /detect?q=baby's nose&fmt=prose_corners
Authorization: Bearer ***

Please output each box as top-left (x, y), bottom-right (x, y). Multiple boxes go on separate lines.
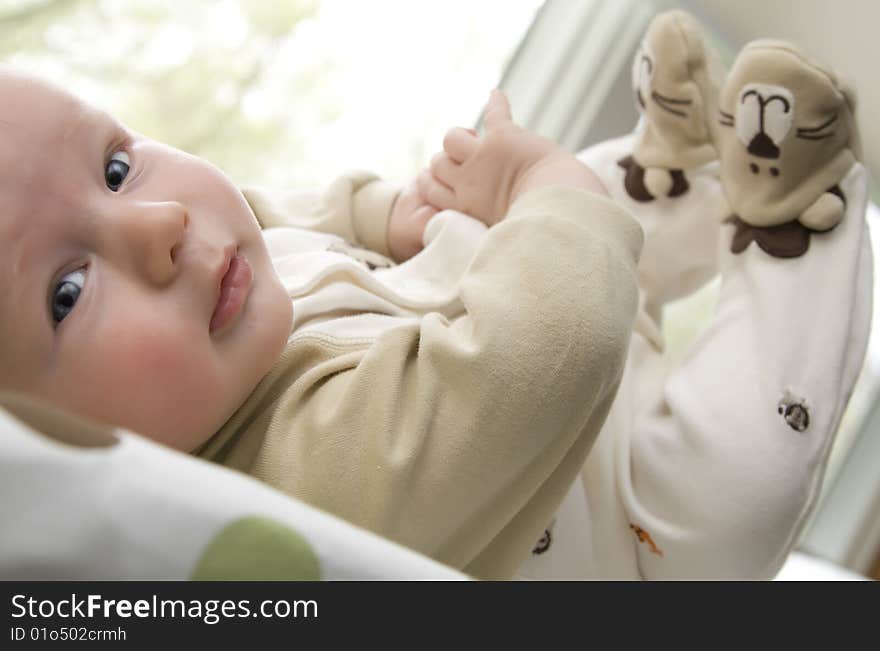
top-left (117, 200), bottom-right (188, 286)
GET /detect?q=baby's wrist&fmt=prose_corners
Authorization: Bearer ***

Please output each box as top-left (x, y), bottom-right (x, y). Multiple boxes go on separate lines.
top-left (512, 153), bottom-right (608, 204)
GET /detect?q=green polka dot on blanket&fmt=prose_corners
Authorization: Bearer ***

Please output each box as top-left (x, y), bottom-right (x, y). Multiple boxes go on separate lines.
top-left (191, 516), bottom-right (321, 581)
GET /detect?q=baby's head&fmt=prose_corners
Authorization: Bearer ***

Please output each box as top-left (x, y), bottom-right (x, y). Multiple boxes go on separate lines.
top-left (0, 69), bottom-right (293, 451)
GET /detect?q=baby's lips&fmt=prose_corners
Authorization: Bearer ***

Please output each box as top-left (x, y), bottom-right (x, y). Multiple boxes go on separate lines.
top-left (210, 252), bottom-right (253, 333)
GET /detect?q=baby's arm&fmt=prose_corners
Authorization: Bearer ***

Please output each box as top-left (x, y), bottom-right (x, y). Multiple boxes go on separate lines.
top-left (261, 93), bottom-right (643, 578)
top-left (242, 169), bottom-right (438, 263)
top-left (242, 172), bottom-right (397, 256)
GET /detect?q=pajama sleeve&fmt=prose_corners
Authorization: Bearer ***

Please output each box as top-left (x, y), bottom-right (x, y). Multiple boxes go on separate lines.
top-left (241, 171), bottom-right (400, 257)
top-left (253, 186), bottom-right (643, 579)
top-left (618, 163), bottom-right (873, 579)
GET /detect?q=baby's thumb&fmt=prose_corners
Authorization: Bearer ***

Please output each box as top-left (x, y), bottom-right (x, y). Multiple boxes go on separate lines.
top-left (483, 89), bottom-right (512, 130)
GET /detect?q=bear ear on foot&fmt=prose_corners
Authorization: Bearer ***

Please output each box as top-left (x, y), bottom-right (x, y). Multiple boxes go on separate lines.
top-left (617, 155), bottom-right (656, 202)
top-left (799, 191), bottom-right (845, 232)
top-left (727, 215), bottom-right (813, 258)
top-left (644, 166), bottom-right (674, 198)
top-left (616, 156), bottom-right (691, 203)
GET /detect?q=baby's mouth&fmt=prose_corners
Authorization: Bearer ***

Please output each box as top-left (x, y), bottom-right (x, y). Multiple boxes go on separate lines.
top-left (210, 248), bottom-right (253, 333)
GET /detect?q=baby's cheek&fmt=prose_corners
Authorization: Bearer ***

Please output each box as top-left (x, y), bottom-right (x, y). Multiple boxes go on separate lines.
top-left (112, 327), bottom-right (225, 446)
top-left (67, 322), bottom-right (221, 448)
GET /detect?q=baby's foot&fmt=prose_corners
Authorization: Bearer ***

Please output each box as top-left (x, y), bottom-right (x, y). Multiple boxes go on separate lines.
top-left (579, 11), bottom-right (727, 339)
top-left (618, 10), bottom-right (724, 202)
top-left (713, 41), bottom-right (860, 258)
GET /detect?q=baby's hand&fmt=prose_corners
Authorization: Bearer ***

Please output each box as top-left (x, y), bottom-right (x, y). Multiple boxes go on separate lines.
top-left (422, 90), bottom-right (608, 227)
top-left (387, 176), bottom-right (438, 262)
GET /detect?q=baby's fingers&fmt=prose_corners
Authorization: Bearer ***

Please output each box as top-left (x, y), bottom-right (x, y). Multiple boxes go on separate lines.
top-left (443, 127), bottom-right (478, 164)
top-left (483, 89), bottom-right (512, 131)
top-left (430, 151), bottom-right (459, 188)
top-left (417, 168), bottom-right (456, 210)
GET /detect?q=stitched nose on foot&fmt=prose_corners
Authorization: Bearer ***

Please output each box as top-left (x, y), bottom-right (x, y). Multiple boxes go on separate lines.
top-left (747, 131), bottom-right (780, 159)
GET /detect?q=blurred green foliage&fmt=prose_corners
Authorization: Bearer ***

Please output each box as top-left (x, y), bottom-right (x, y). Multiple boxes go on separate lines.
top-left (0, 0), bottom-right (319, 186)
top-left (0, 0), bottom-right (541, 188)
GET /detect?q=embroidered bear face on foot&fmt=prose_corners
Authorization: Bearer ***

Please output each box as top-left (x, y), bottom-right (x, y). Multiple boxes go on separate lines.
top-left (715, 41), bottom-right (860, 258)
top-left (618, 10), bottom-right (722, 202)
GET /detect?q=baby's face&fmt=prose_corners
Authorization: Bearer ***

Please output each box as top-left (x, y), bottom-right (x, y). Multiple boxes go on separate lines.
top-left (0, 71), bottom-right (293, 451)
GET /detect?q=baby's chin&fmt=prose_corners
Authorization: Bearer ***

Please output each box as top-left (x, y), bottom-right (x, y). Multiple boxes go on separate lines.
top-left (192, 267), bottom-right (292, 453)
top-left (252, 267), bottom-right (293, 358)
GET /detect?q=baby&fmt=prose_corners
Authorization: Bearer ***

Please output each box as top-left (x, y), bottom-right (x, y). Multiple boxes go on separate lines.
top-left (0, 69), bottom-right (643, 578)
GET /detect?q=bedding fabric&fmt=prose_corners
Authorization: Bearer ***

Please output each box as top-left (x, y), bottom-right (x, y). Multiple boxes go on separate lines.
top-left (0, 392), bottom-right (465, 580)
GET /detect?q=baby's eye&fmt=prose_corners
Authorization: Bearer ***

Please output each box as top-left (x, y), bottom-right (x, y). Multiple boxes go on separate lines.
top-left (105, 150), bottom-right (130, 191)
top-left (51, 268), bottom-right (86, 325)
